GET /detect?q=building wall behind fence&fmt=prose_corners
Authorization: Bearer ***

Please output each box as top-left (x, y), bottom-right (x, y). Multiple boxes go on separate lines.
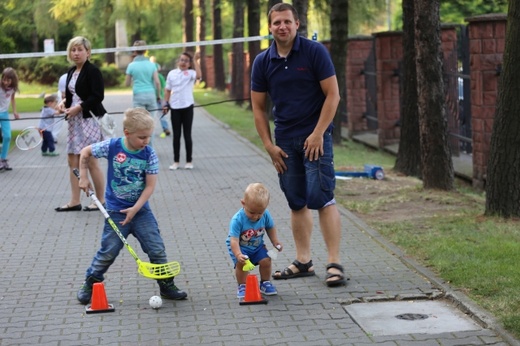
top-left (467, 14), bottom-right (506, 188)
top-left (346, 36), bottom-right (374, 135)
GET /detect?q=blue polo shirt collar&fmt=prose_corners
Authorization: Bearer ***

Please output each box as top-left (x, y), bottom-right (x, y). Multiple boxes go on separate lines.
top-left (268, 34), bottom-right (301, 59)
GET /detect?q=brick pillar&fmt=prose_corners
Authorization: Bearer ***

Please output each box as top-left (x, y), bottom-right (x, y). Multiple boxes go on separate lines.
top-left (204, 56), bottom-right (215, 89)
top-left (243, 52), bottom-right (251, 99)
top-left (373, 31), bottom-right (403, 148)
top-left (467, 14), bottom-right (506, 188)
top-left (346, 36), bottom-right (374, 137)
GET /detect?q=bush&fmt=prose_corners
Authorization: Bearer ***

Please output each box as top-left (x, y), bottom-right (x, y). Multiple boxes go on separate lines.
top-left (12, 56), bottom-right (123, 87)
top-left (15, 57), bottom-right (69, 85)
top-left (35, 57), bottom-right (70, 85)
top-left (15, 58), bottom-right (39, 83)
top-left (100, 64), bottom-right (124, 87)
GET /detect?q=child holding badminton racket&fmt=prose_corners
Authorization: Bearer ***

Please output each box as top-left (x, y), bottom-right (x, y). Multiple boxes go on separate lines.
top-left (76, 107), bottom-right (187, 305)
top-left (226, 183), bottom-right (283, 299)
top-left (39, 95), bottom-right (60, 156)
top-left (0, 67), bottom-right (20, 171)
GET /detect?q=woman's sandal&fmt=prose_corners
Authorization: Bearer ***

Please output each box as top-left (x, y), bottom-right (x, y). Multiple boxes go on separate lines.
top-left (83, 204), bottom-right (100, 211)
top-left (272, 260), bottom-right (316, 280)
top-left (325, 263), bottom-right (347, 287)
top-left (55, 203), bottom-right (82, 212)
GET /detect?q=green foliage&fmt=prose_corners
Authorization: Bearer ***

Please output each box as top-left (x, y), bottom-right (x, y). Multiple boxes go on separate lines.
top-left (34, 0), bottom-right (59, 38)
top-left (11, 56), bottom-right (122, 87)
top-left (15, 58), bottom-right (39, 84)
top-left (34, 58), bottom-right (70, 85)
top-left (89, 55), bottom-right (105, 67)
top-left (441, 0), bottom-right (508, 23)
top-left (99, 65), bottom-right (124, 87)
top-left (15, 57), bottom-right (69, 85)
top-left (393, 0), bottom-right (509, 28)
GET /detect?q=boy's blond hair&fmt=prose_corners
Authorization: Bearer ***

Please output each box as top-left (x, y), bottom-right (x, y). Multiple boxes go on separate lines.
top-left (243, 183), bottom-right (270, 207)
top-left (66, 36), bottom-right (91, 64)
top-left (123, 107), bottom-right (154, 133)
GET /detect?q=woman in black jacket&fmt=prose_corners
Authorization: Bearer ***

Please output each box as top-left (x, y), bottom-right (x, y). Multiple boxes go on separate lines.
top-left (55, 36), bottom-right (106, 212)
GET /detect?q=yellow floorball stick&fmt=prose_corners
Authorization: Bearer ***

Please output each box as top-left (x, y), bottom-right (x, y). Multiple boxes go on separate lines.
top-left (73, 169), bottom-right (180, 279)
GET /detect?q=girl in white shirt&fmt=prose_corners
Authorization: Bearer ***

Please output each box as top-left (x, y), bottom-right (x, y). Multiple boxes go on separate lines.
top-left (163, 52), bottom-right (201, 170)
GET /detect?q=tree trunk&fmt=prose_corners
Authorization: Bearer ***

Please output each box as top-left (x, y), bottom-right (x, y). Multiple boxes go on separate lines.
top-left (394, 0), bottom-right (421, 177)
top-left (184, 0), bottom-right (195, 52)
top-left (212, 0), bottom-right (226, 91)
top-left (485, 2), bottom-right (520, 217)
top-left (267, 0), bottom-right (282, 15)
top-left (293, 0), bottom-right (308, 38)
top-left (197, 0), bottom-right (207, 87)
top-left (414, 0), bottom-right (454, 190)
top-left (246, 0), bottom-right (261, 110)
top-left (247, 0), bottom-right (261, 65)
top-left (330, 0), bottom-right (348, 144)
top-left (104, 29), bottom-right (115, 64)
top-left (231, 0), bottom-right (245, 105)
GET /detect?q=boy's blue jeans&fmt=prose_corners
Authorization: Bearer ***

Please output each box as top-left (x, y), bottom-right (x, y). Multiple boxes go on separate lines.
top-left (85, 207), bottom-right (168, 281)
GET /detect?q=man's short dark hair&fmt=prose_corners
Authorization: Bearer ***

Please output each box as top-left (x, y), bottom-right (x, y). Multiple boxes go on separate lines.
top-left (268, 3), bottom-right (299, 25)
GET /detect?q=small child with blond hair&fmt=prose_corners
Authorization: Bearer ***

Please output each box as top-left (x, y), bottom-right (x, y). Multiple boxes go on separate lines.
top-left (226, 183), bottom-right (283, 298)
top-left (76, 108), bottom-right (187, 304)
top-left (40, 94), bottom-right (60, 156)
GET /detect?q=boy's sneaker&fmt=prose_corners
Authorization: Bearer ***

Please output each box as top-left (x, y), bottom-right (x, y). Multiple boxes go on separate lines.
top-left (260, 281), bottom-right (277, 295)
top-left (157, 279), bottom-right (187, 300)
top-left (77, 276), bottom-right (101, 304)
top-left (47, 151), bottom-right (59, 157)
top-left (169, 163), bottom-right (179, 170)
top-left (42, 152), bottom-right (48, 156)
top-left (237, 284), bottom-right (246, 299)
top-left (1, 159), bottom-right (12, 171)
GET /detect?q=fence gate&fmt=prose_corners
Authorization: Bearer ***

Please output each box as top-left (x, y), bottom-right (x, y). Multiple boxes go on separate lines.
top-left (444, 25), bottom-right (472, 155)
top-left (362, 41), bottom-right (378, 131)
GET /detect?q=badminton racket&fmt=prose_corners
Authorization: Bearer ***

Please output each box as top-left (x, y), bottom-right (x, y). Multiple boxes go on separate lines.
top-left (15, 115), bottom-right (67, 150)
top-left (73, 169), bottom-right (181, 280)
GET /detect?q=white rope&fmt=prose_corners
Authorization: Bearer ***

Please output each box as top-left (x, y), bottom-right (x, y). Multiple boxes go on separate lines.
top-left (0, 35), bottom-right (272, 60)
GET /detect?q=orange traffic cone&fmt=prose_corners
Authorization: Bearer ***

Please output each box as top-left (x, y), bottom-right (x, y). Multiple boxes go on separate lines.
top-left (86, 282), bottom-right (115, 314)
top-left (239, 274), bottom-right (268, 305)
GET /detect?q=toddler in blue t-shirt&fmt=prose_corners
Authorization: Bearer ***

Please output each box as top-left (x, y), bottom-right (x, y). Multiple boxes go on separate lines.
top-left (226, 183), bottom-right (283, 298)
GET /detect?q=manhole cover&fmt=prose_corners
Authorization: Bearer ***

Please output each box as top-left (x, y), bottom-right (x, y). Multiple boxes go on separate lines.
top-left (396, 313), bottom-right (429, 321)
top-left (344, 301), bottom-right (481, 336)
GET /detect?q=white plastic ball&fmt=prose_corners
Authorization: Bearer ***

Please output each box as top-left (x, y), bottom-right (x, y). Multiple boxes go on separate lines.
top-left (149, 295), bottom-right (163, 309)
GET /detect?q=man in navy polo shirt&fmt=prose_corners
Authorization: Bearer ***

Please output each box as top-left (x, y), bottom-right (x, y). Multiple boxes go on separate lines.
top-left (250, 2), bottom-right (346, 287)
